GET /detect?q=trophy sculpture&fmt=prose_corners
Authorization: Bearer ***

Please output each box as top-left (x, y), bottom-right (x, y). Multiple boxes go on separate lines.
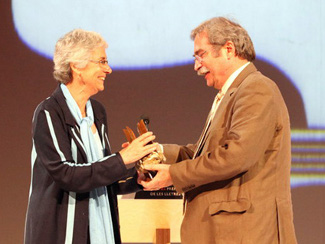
top-left (123, 119), bottom-right (165, 179)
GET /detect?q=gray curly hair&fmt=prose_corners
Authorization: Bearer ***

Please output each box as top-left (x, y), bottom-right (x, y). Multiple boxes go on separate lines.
top-left (53, 29), bottom-right (108, 84)
top-left (191, 17), bottom-right (255, 61)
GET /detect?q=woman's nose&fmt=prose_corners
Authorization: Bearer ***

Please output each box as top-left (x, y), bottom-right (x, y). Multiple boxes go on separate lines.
top-left (104, 64), bottom-right (112, 74)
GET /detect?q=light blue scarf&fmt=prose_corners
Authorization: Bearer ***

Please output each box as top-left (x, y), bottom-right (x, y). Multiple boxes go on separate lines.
top-left (61, 84), bottom-right (115, 244)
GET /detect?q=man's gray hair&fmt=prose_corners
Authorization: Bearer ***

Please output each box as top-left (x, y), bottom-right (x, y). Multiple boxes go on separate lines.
top-left (191, 17), bottom-right (255, 61)
top-left (53, 29), bottom-right (108, 84)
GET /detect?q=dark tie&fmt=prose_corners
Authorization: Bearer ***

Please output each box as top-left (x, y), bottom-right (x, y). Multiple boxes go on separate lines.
top-left (192, 92), bottom-right (224, 158)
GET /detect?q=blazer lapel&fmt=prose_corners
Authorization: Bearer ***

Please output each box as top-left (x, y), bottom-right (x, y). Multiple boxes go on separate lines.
top-left (91, 100), bottom-right (112, 156)
top-left (210, 63), bottom-right (257, 126)
top-left (52, 86), bottom-right (89, 162)
top-left (200, 63), bottom-right (258, 153)
top-left (229, 63), bottom-right (257, 90)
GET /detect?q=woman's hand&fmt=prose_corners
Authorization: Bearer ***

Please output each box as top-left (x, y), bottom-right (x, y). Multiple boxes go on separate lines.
top-left (119, 132), bottom-right (158, 165)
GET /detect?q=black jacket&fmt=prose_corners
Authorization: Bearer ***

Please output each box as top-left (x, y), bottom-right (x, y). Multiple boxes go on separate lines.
top-left (25, 86), bottom-right (141, 244)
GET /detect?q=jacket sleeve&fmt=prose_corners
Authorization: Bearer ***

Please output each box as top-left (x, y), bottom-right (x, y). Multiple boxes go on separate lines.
top-left (170, 76), bottom-right (284, 193)
top-left (163, 143), bottom-right (196, 164)
top-left (113, 167), bottom-right (143, 195)
top-left (33, 104), bottom-right (129, 193)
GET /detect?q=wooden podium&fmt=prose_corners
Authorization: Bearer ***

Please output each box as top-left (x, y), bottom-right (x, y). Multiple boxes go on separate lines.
top-left (118, 199), bottom-right (183, 243)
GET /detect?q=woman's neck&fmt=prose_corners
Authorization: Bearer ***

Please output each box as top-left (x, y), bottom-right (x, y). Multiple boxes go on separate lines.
top-left (65, 81), bottom-right (89, 117)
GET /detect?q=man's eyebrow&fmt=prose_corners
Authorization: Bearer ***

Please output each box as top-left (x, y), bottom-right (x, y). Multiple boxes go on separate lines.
top-left (193, 49), bottom-right (204, 56)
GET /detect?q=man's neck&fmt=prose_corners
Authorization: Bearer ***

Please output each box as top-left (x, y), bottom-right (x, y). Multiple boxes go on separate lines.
top-left (219, 60), bottom-right (250, 92)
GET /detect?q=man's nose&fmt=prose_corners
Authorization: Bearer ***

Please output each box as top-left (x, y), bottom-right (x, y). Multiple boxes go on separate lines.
top-left (194, 60), bottom-right (202, 71)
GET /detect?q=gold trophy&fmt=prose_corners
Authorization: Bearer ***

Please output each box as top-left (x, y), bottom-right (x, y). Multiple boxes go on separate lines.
top-left (123, 119), bottom-right (165, 179)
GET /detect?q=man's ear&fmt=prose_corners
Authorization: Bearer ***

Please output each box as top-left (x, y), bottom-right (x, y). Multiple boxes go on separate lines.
top-left (224, 41), bottom-right (236, 59)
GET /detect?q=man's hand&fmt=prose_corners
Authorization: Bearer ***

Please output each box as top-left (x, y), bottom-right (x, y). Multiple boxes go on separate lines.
top-left (137, 171), bottom-right (149, 184)
top-left (139, 164), bottom-right (173, 190)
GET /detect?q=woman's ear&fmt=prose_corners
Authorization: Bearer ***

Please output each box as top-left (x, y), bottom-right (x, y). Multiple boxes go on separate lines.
top-left (70, 63), bottom-right (84, 82)
top-left (70, 63), bottom-right (81, 76)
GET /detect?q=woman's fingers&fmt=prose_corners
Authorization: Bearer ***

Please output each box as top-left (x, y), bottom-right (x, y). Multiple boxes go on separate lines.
top-left (119, 132), bottom-right (159, 165)
top-left (121, 142), bottom-right (130, 148)
top-left (142, 143), bottom-right (159, 155)
top-left (135, 132), bottom-right (155, 145)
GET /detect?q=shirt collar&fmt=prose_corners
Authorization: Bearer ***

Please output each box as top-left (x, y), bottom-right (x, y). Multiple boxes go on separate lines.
top-left (220, 62), bottom-right (250, 95)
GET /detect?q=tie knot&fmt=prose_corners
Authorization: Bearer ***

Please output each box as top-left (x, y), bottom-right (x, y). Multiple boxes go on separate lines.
top-left (216, 92), bottom-right (224, 101)
top-left (81, 116), bottom-right (94, 127)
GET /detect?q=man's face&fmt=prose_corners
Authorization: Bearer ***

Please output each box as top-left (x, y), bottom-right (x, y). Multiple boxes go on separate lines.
top-left (193, 32), bottom-right (229, 90)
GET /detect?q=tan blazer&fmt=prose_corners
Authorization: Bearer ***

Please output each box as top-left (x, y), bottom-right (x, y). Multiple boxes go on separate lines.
top-left (164, 63), bottom-right (297, 244)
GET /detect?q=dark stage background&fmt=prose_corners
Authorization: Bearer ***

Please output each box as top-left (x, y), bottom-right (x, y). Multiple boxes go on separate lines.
top-left (1, 1), bottom-right (324, 243)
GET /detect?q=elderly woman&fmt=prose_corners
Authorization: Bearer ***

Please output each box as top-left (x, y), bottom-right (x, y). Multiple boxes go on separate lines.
top-left (24, 29), bottom-right (157, 244)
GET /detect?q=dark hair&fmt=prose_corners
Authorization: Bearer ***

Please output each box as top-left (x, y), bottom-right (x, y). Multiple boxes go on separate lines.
top-left (191, 17), bottom-right (255, 61)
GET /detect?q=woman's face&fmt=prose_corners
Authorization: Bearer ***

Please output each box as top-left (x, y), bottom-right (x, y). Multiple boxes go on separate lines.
top-left (78, 46), bottom-right (112, 97)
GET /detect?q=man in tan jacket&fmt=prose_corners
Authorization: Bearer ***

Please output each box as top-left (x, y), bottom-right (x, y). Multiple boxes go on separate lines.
top-left (141, 17), bottom-right (297, 244)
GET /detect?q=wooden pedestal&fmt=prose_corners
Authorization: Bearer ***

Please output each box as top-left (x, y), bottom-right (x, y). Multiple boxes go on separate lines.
top-left (118, 199), bottom-right (183, 243)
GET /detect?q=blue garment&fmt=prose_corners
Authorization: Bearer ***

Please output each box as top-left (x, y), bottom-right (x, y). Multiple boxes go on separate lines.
top-left (61, 84), bottom-right (115, 244)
